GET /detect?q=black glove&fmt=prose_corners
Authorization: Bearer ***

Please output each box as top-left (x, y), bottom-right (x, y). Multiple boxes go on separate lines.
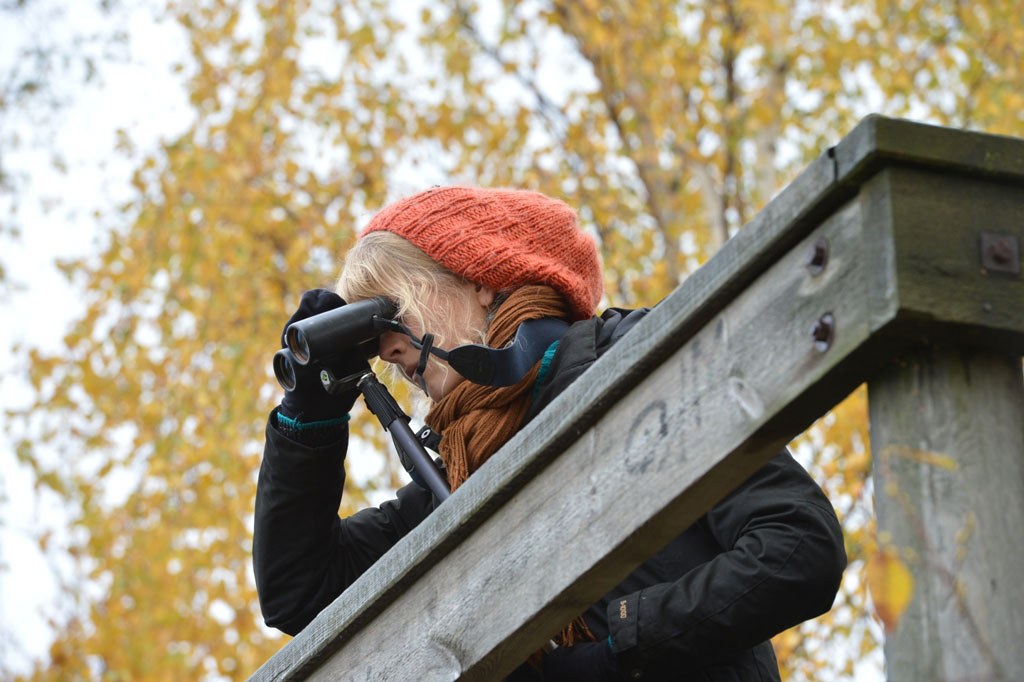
top-left (279, 289), bottom-right (367, 423)
top-left (541, 642), bottom-right (621, 682)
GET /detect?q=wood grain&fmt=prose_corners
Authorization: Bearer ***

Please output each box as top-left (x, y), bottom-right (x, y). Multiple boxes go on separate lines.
top-left (869, 349), bottom-right (1024, 681)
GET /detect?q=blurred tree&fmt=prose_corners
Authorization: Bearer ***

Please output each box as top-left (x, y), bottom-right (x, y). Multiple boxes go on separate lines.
top-left (1, 0), bottom-right (132, 670)
top-left (4, 0), bottom-right (1022, 679)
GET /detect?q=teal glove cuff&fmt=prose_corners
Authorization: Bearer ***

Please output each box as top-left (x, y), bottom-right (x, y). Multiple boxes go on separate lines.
top-left (276, 412), bottom-right (350, 430)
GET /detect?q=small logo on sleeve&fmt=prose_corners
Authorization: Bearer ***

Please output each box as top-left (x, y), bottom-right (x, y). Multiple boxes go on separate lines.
top-left (619, 599), bottom-right (628, 620)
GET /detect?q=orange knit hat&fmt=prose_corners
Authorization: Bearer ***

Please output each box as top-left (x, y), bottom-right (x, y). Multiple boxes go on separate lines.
top-left (361, 186), bottom-right (603, 321)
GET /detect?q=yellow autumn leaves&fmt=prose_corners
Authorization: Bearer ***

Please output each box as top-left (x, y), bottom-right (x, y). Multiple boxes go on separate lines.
top-left (3, 0), bottom-right (1023, 680)
top-left (866, 542), bottom-right (915, 633)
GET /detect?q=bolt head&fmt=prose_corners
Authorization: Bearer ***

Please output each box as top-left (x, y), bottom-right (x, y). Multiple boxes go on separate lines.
top-left (806, 237), bottom-right (830, 276)
top-left (811, 313), bottom-right (835, 352)
top-left (980, 232), bottom-right (1020, 276)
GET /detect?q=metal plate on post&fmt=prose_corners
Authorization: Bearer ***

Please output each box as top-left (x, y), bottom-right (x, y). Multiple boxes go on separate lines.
top-left (980, 231), bottom-right (1020, 276)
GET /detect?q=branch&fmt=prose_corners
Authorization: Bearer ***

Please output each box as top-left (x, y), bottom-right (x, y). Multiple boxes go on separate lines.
top-left (454, 2), bottom-right (569, 144)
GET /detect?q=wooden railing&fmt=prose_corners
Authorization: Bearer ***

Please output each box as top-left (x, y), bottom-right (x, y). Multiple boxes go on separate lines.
top-left (250, 116), bottom-right (1024, 682)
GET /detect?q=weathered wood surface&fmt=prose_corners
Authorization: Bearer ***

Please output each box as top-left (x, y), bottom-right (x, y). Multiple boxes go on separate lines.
top-left (868, 349), bottom-right (1024, 681)
top-left (858, 166), bottom-right (1024, 352)
top-left (250, 117), bottom-right (1024, 682)
top-left (834, 115), bottom-right (1024, 184)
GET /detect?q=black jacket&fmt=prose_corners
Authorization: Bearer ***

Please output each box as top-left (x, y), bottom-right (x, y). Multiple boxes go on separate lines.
top-left (253, 308), bottom-right (847, 681)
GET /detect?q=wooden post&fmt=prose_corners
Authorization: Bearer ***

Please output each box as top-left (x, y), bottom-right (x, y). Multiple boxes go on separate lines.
top-left (869, 348), bottom-right (1024, 681)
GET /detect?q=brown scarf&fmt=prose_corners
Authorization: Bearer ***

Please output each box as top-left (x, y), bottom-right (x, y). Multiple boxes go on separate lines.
top-left (425, 284), bottom-right (567, 491)
top-left (424, 284), bottom-right (595, 650)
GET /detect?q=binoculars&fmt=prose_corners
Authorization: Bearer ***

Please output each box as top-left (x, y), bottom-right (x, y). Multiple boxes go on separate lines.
top-left (273, 297), bottom-right (398, 393)
top-left (273, 295), bottom-right (451, 502)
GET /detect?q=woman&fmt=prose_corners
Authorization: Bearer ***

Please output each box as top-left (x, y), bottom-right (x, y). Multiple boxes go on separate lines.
top-left (253, 186), bottom-right (847, 681)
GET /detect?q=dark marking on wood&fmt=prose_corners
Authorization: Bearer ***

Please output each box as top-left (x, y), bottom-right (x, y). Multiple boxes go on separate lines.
top-left (624, 400), bottom-right (669, 474)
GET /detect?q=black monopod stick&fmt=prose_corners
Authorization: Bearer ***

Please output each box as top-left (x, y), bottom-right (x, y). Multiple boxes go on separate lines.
top-left (357, 372), bottom-right (450, 503)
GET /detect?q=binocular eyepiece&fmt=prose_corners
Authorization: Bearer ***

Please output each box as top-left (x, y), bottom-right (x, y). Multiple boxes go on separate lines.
top-left (273, 297), bottom-right (398, 392)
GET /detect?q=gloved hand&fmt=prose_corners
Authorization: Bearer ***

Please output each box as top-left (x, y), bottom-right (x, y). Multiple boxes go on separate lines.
top-left (279, 289), bottom-right (367, 423)
top-left (541, 641), bottom-right (622, 682)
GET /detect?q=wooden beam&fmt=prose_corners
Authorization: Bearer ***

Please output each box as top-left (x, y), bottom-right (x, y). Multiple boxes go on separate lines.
top-left (834, 114), bottom-right (1024, 186)
top-left (859, 166), bottom-right (1024, 352)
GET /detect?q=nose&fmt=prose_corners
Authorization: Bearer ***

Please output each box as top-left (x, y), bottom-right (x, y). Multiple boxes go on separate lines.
top-left (377, 330), bottom-right (409, 365)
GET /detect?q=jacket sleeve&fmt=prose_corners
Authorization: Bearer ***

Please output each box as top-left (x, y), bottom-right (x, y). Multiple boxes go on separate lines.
top-left (607, 450), bottom-right (847, 675)
top-left (252, 409), bottom-right (434, 635)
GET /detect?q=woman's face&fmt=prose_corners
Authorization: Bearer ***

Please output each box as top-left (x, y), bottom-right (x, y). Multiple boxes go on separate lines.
top-left (377, 281), bottom-right (495, 400)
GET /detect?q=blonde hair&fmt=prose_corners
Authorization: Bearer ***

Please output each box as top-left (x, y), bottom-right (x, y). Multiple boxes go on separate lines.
top-left (336, 231), bottom-right (490, 391)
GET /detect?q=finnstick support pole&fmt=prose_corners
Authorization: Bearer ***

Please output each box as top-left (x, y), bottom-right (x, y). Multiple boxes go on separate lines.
top-left (357, 372), bottom-right (451, 503)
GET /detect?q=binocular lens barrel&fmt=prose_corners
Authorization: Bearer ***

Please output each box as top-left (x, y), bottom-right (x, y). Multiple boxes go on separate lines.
top-left (287, 326), bottom-right (311, 364)
top-left (284, 297), bottom-right (398, 366)
top-left (273, 349), bottom-right (298, 392)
